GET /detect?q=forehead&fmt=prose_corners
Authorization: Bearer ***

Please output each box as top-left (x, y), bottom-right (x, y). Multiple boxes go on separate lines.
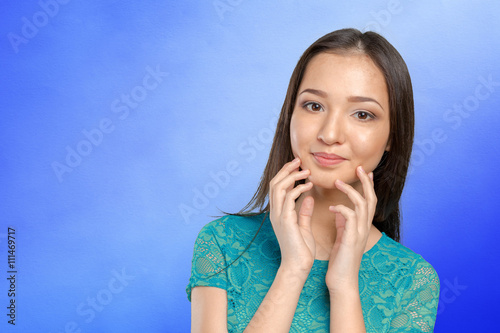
top-left (299, 52), bottom-right (388, 105)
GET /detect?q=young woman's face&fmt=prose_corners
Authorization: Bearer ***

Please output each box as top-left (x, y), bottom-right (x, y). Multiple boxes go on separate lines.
top-left (290, 52), bottom-right (390, 189)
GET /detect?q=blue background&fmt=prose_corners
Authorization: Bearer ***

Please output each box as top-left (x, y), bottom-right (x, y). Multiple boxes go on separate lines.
top-left (1, 1), bottom-right (499, 332)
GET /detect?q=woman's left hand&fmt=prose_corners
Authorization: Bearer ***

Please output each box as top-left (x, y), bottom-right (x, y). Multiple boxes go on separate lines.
top-left (325, 165), bottom-right (377, 293)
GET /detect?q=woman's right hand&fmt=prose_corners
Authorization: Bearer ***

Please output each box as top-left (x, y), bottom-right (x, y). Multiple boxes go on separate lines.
top-left (269, 157), bottom-right (316, 277)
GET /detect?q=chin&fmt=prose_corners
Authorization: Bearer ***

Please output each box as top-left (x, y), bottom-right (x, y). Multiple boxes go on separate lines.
top-left (309, 168), bottom-right (360, 188)
top-left (307, 174), bottom-right (338, 190)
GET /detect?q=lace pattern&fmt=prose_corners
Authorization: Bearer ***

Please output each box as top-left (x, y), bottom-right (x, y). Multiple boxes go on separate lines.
top-left (186, 214), bottom-right (440, 332)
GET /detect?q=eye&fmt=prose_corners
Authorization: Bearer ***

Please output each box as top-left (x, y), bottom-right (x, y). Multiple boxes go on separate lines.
top-left (353, 110), bottom-right (375, 121)
top-left (303, 102), bottom-right (324, 112)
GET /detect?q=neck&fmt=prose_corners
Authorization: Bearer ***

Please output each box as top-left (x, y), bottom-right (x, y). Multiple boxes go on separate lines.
top-left (296, 179), bottom-right (364, 227)
top-left (295, 180), bottom-right (381, 260)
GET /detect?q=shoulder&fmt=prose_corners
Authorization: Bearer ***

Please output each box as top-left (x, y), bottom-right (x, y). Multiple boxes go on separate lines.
top-left (361, 234), bottom-right (440, 331)
top-left (198, 213), bottom-right (269, 235)
top-left (373, 233), bottom-right (440, 289)
top-left (195, 213), bottom-right (271, 247)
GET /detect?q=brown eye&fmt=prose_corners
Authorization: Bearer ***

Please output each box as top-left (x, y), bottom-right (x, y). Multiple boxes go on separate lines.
top-left (358, 111), bottom-right (368, 119)
top-left (354, 111), bottom-right (374, 121)
top-left (305, 102), bottom-right (323, 112)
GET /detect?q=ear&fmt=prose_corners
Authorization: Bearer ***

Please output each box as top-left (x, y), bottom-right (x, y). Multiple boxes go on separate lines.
top-left (385, 138), bottom-right (391, 152)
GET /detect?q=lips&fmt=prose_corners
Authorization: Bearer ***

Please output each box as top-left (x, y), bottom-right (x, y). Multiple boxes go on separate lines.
top-left (312, 152), bottom-right (346, 166)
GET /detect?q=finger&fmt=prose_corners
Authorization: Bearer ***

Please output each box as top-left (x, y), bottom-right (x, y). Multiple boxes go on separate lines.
top-left (269, 157), bottom-right (301, 190)
top-left (334, 179), bottom-right (367, 223)
top-left (329, 211), bottom-right (345, 263)
top-left (329, 204), bottom-right (356, 232)
top-left (356, 167), bottom-right (377, 225)
top-left (298, 196), bottom-right (314, 230)
top-left (334, 211), bottom-right (346, 230)
top-left (272, 169), bottom-right (310, 214)
top-left (276, 169), bottom-right (310, 192)
top-left (281, 182), bottom-right (313, 218)
top-left (269, 158), bottom-right (302, 211)
top-left (334, 212), bottom-right (346, 243)
top-left (357, 166), bottom-right (376, 206)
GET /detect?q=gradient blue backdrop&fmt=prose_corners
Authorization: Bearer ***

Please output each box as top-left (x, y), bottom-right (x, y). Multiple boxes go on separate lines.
top-left (1, 1), bottom-right (499, 332)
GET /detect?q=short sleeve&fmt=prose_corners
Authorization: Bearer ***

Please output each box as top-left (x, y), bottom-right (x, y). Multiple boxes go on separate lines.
top-left (388, 261), bottom-right (440, 332)
top-left (186, 221), bottom-right (229, 301)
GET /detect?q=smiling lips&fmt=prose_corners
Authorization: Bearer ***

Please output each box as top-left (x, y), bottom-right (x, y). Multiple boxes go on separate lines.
top-left (312, 152), bottom-right (347, 166)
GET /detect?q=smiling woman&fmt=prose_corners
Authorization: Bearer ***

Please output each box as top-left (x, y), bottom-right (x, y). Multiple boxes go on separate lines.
top-left (187, 28), bottom-right (439, 332)
top-left (291, 52), bottom-right (391, 190)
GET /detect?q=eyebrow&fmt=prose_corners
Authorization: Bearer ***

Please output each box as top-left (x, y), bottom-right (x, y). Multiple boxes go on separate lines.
top-left (348, 96), bottom-right (385, 111)
top-left (299, 89), bottom-right (384, 111)
top-left (299, 88), bottom-right (328, 98)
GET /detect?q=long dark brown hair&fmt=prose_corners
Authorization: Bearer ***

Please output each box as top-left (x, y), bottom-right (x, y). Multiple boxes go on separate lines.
top-left (239, 28), bottom-right (414, 243)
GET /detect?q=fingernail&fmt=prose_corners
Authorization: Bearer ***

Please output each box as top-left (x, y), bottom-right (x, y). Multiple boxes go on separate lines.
top-left (369, 172), bottom-right (373, 180)
top-left (335, 179), bottom-right (345, 187)
top-left (329, 205), bottom-right (338, 212)
top-left (358, 166), bottom-right (365, 173)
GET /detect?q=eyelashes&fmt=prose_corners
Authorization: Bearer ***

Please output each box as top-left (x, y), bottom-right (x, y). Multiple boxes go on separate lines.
top-left (303, 101), bottom-right (324, 112)
top-left (301, 101), bottom-right (376, 121)
top-left (352, 110), bottom-right (375, 121)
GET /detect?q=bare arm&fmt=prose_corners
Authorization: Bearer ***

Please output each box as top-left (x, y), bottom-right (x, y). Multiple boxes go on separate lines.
top-left (191, 158), bottom-right (315, 332)
top-left (191, 286), bottom-right (228, 333)
top-left (191, 268), bottom-right (307, 333)
top-left (244, 267), bottom-right (308, 332)
top-left (244, 158), bottom-right (315, 332)
top-left (329, 288), bottom-right (366, 332)
top-left (326, 167), bottom-right (376, 332)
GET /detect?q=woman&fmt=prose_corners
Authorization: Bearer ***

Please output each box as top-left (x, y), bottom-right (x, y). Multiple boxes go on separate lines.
top-left (187, 28), bottom-right (440, 332)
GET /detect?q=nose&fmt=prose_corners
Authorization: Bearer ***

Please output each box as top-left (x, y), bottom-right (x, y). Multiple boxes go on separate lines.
top-left (317, 111), bottom-right (345, 145)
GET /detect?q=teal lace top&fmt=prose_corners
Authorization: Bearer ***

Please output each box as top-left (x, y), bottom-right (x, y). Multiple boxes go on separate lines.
top-left (186, 213), bottom-right (440, 332)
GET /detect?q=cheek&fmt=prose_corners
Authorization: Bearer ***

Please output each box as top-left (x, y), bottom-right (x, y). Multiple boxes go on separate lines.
top-left (289, 116), bottom-right (302, 158)
top-left (290, 134), bottom-right (301, 159)
top-left (352, 132), bottom-right (389, 169)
